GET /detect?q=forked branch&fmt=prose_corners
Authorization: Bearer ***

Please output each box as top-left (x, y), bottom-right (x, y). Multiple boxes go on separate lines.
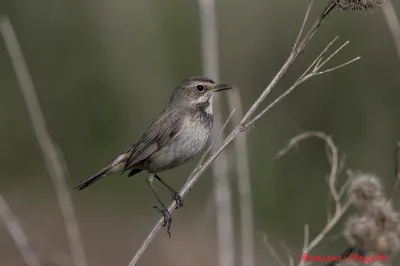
top-left (128, 1), bottom-right (360, 265)
top-left (275, 132), bottom-right (351, 266)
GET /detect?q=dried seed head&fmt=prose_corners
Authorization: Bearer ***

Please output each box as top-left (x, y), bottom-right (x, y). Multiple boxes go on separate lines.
top-left (374, 232), bottom-right (400, 253)
top-left (348, 173), bottom-right (384, 208)
top-left (344, 214), bottom-right (379, 248)
top-left (344, 199), bottom-right (400, 255)
top-left (335, 0), bottom-right (386, 12)
top-left (366, 200), bottom-right (400, 231)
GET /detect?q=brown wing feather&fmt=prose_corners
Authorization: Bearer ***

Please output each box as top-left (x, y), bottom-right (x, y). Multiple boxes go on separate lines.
top-left (123, 106), bottom-right (185, 171)
top-left (126, 143), bottom-right (158, 167)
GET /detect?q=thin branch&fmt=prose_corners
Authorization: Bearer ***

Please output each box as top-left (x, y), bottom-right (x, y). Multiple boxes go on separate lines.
top-left (196, 109), bottom-right (236, 169)
top-left (185, 109), bottom-right (236, 266)
top-left (128, 124), bottom-right (239, 266)
top-left (197, 0), bottom-right (235, 266)
top-left (263, 235), bottom-right (286, 266)
top-left (275, 132), bottom-right (351, 266)
top-left (127, 1), bottom-right (359, 264)
top-left (276, 132), bottom-right (340, 203)
top-left (244, 39), bottom-right (360, 129)
top-left (0, 16), bottom-right (87, 266)
top-left (314, 56), bottom-right (361, 76)
top-left (317, 41), bottom-right (350, 70)
top-left (280, 241), bottom-right (295, 266)
top-left (0, 194), bottom-right (42, 266)
top-left (305, 200), bottom-right (351, 254)
top-left (299, 36), bottom-right (340, 81)
top-left (192, 95), bottom-right (253, 266)
top-left (338, 175), bottom-right (351, 199)
top-left (301, 224), bottom-right (310, 255)
top-left (236, 0), bottom-right (325, 126)
top-left (295, 0), bottom-right (337, 52)
top-left (294, 0), bottom-right (314, 48)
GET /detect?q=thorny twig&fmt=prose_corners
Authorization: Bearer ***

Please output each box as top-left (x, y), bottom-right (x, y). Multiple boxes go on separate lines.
top-left (128, 1), bottom-right (359, 264)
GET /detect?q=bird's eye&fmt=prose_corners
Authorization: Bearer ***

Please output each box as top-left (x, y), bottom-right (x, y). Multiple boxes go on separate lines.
top-left (196, 85), bottom-right (205, 92)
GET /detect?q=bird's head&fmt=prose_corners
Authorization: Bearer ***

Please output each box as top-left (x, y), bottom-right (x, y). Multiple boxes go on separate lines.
top-left (169, 76), bottom-right (233, 108)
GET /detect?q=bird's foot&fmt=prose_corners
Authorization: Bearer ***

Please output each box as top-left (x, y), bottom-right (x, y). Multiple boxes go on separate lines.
top-left (172, 192), bottom-right (184, 209)
top-left (153, 206), bottom-right (172, 237)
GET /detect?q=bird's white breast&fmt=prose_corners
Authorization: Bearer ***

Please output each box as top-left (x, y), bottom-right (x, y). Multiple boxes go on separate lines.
top-left (145, 115), bottom-right (212, 173)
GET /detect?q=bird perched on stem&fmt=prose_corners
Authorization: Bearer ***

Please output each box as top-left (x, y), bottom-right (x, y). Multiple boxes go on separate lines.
top-left (74, 76), bottom-right (233, 236)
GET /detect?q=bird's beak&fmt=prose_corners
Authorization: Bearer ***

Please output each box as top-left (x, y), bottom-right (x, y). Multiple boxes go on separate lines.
top-left (212, 84), bottom-right (234, 92)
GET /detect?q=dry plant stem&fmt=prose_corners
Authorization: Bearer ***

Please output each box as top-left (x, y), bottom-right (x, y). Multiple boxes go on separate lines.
top-left (382, 0), bottom-right (400, 58)
top-left (280, 242), bottom-right (295, 266)
top-left (184, 109), bottom-right (236, 254)
top-left (128, 1), bottom-right (358, 264)
top-left (295, 0), bottom-right (337, 52)
top-left (240, 0), bottom-right (337, 127)
top-left (194, 97), bottom-right (253, 266)
top-left (301, 225), bottom-right (310, 255)
top-left (263, 235), bottom-right (287, 266)
top-left (228, 90), bottom-right (255, 266)
top-left (382, 2), bottom-right (400, 187)
top-left (245, 38), bottom-right (360, 128)
top-left (276, 132), bottom-right (351, 266)
top-left (197, 109), bottom-right (236, 168)
top-left (0, 17), bottom-right (87, 266)
top-left (0, 195), bottom-right (42, 266)
top-left (186, 109), bottom-right (236, 248)
top-left (197, 0), bottom-right (235, 266)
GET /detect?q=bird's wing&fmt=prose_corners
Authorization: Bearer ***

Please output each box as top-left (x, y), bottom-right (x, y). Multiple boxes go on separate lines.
top-left (123, 106), bottom-right (185, 171)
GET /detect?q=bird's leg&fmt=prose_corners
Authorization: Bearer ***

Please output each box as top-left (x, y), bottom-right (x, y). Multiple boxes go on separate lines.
top-left (146, 173), bottom-right (172, 237)
top-left (154, 174), bottom-right (184, 208)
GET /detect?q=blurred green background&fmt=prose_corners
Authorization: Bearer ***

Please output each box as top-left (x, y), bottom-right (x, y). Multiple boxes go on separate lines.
top-left (1, 0), bottom-right (400, 265)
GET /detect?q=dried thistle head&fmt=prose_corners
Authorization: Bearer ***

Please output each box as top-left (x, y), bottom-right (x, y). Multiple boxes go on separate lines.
top-left (374, 232), bottom-right (400, 254)
top-left (347, 173), bottom-right (384, 208)
top-left (366, 200), bottom-right (400, 231)
top-left (335, 0), bottom-right (386, 12)
top-left (344, 199), bottom-right (400, 255)
top-left (344, 214), bottom-right (379, 249)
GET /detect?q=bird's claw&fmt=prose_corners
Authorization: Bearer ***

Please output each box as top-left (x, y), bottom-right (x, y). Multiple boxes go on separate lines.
top-left (172, 192), bottom-right (184, 209)
top-left (152, 205), bottom-right (172, 237)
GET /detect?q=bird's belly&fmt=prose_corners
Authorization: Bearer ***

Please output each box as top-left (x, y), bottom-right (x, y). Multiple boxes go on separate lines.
top-left (145, 125), bottom-right (210, 173)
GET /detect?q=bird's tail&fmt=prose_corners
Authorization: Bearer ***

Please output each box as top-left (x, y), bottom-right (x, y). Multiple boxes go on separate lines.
top-left (74, 168), bottom-right (108, 190)
top-left (74, 153), bottom-right (129, 190)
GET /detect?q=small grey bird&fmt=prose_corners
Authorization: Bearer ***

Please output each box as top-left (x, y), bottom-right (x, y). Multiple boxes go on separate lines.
top-left (74, 76), bottom-right (233, 235)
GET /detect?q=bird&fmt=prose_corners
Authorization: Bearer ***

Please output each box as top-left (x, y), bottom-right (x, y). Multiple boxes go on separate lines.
top-left (74, 76), bottom-right (233, 236)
